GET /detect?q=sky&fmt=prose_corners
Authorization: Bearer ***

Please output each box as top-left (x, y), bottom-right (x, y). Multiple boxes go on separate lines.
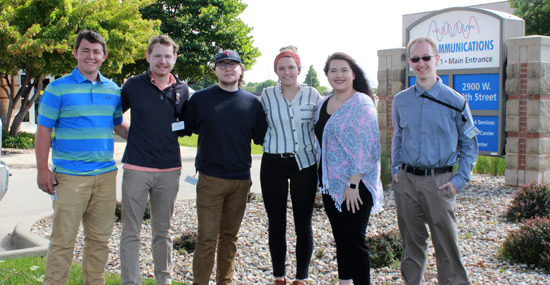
top-left (239, 0), bottom-right (509, 89)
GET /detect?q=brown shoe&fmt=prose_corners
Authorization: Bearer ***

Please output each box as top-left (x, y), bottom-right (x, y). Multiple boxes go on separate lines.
top-left (291, 281), bottom-right (305, 285)
top-left (273, 277), bottom-right (287, 285)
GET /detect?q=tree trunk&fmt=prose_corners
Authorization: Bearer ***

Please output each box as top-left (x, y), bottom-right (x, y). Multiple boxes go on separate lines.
top-left (8, 74), bottom-right (44, 137)
top-left (0, 73), bottom-right (13, 133)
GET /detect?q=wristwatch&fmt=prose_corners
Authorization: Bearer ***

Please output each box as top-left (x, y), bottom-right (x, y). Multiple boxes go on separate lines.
top-left (347, 182), bottom-right (358, 189)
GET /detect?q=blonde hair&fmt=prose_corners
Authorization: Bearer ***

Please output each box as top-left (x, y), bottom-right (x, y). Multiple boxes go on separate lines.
top-left (407, 37), bottom-right (438, 56)
top-left (147, 35), bottom-right (179, 54)
top-left (279, 45), bottom-right (298, 53)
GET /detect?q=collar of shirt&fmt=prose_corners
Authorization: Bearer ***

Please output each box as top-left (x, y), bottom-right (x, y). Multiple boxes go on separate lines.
top-left (414, 76), bottom-right (444, 98)
top-left (150, 72), bottom-right (176, 91)
top-left (72, 67), bottom-right (105, 84)
top-left (275, 82), bottom-right (310, 103)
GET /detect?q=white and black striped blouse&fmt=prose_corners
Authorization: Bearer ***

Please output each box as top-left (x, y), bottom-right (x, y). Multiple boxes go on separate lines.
top-left (260, 83), bottom-right (322, 170)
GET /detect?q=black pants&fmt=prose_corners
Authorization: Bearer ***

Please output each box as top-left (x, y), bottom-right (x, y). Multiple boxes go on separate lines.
top-left (260, 153), bottom-right (318, 279)
top-left (323, 181), bottom-right (373, 284)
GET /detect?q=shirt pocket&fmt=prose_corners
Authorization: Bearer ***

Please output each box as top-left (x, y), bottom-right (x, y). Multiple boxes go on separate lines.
top-left (300, 103), bottom-right (316, 122)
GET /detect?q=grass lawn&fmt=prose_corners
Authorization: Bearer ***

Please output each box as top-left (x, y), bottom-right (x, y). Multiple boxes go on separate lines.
top-left (178, 134), bottom-right (263, 155)
top-left (0, 256), bottom-right (188, 285)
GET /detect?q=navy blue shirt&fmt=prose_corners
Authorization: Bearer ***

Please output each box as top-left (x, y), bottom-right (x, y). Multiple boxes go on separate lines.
top-left (121, 70), bottom-right (189, 169)
top-left (183, 85), bottom-right (267, 179)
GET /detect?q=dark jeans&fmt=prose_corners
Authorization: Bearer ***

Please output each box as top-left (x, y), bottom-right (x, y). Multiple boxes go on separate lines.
top-left (323, 181), bottom-right (373, 284)
top-left (260, 153), bottom-right (318, 279)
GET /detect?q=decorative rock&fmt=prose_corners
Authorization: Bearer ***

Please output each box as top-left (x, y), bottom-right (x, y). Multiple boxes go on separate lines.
top-left (31, 175), bottom-right (550, 284)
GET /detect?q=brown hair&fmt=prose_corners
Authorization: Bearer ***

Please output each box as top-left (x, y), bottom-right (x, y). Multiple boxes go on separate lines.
top-left (323, 52), bottom-right (371, 99)
top-left (212, 62), bottom-right (247, 87)
top-left (147, 35), bottom-right (179, 54)
top-left (75, 30), bottom-right (107, 54)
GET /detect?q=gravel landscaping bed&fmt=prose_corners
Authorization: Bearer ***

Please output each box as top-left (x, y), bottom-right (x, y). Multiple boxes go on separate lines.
top-left (32, 175), bottom-right (550, 284)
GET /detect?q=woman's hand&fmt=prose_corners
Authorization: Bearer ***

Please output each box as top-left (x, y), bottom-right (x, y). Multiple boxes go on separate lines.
top-left (344, 186), bottom-right (363, 214)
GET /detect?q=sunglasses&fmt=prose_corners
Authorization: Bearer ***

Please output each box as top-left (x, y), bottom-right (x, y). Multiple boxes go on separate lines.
top-left (409, 55), bottom-right (437, 63)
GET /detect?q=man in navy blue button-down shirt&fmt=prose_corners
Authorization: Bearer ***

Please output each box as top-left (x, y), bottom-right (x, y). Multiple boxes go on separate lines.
top-left (391, 37), bottom-right (478, 285)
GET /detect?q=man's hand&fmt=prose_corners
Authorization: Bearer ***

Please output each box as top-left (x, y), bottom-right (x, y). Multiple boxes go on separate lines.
top-left (438, 182), bottom-right (458, 195)
top-left (344, 187), bottom-right (363, 214)
top-left (393, 174), bottom-right (399, 184)
top-left (37, 168), bottom-right (57, 195)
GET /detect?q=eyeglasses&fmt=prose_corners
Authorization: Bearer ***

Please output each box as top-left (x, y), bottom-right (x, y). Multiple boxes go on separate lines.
top-left (216, 62), bottom-right (238, 70)
top-left (409, 55), bottom-right (437, 63)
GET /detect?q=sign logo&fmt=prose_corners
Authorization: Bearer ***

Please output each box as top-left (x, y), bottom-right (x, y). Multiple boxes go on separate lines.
top-left (223, 50), bottom-right (232, 55)
top-left (428, 16), bottom-right (480, 41)
top-left (409, 10), bottom-right (500, 70)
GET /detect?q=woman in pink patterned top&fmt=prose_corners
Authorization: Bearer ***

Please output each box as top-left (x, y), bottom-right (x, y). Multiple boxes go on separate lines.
top-left (314, 52), bottom-right (383, 284)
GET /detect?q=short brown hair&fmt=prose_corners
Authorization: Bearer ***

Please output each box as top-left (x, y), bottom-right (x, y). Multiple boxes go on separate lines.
top-left (407, 37), bottom-right (438, 56)
top-left (147, 35), bottom-right (179, 55)
top-left (75, 30), bottom-right (107, 54)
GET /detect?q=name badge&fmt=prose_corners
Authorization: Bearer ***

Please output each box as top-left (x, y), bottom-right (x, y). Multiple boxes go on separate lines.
top-left (172, 121), bottom-right (185, 132)
top-left (184, 175), bottom-right (198, 185)
top-left (465, 126), bottom-right (480, 139)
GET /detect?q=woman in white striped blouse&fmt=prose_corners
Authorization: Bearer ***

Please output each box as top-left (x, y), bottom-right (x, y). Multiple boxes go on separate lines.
top-left (259, 46), bottom-right (322, 285)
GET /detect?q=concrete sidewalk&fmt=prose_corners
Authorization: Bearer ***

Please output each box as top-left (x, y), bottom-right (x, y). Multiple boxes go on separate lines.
top-left (0, 139), bottom-right (262, 259)
top-left (1, 140), bottom-right (199, 169)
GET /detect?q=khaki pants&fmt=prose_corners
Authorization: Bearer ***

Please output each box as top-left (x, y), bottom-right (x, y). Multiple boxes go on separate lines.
top-left (120, 169), bottom-right (181, 285)
top-left (192, 173), bottom-right (252, 285)
top-left (44, 170), bottom-right (117, 285)
top-left (393, 169), bottom-right (470, 285)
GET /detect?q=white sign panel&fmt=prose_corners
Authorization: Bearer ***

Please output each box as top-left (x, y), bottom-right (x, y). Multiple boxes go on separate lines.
top-left (409, 10), bottom-right (500, 70)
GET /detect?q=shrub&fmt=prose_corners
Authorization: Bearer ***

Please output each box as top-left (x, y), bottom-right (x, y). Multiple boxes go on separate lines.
top-left (380, 145), bottom-right (392, 189)
top-left (314, 248), bottom-right (325, 259)
top-left (505, 182), bottom-right (550, 223)
top-left (2, 131), bottom-right (35, 149)
top-left (173, 230), bottom-right (197, 254)
top-left (474, 155), bottom-right (505, 176)
top-left (114, 200), bottom-right (151, 222)
top-left (366, 229), bottom-right (403, 268)
top-left (247, 192), bottom-right (262, 203)
top-left (313, 191), bottom-right (323, 209)
top-left (500, 217), bottom-right (550, 273)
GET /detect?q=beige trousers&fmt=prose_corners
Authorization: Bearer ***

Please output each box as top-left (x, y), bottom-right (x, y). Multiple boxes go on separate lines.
top-left (393, 169), bottom-right (470, 285)
top-left (44, 170), bottom-right (117, 285)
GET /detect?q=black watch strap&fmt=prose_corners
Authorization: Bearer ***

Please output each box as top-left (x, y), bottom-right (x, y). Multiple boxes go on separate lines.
top-left (348, 182), bottom-right (358, 189)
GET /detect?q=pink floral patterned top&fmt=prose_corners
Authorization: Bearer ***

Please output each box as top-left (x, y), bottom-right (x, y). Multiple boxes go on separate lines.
top-left (315, 92), bottom-right (383, 213)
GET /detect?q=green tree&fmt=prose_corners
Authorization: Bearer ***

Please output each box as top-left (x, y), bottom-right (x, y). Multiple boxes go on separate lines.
top-left (189, 78), bottom-right (217, 91)
top-left (509, 0), bottom-right (550, 36)
top-left (117, 0), bottom-right (261, 85)
top-left (316, 86), bottom-right (328, 94)
top-left (303, 65), bottom-right (320, 88)
top-left (241, 81), bottom-right (259, 93)
top-left (0, 0), bottom-right (158, 136)
top-left (255, 79), bottom-right (276, 93)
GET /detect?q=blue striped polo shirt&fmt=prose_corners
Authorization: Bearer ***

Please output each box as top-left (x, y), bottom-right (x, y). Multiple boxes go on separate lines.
top-left (37, 67), bottom-right (123, 176)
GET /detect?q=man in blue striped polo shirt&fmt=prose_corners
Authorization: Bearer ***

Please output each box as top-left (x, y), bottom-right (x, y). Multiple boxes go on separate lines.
top-left (36, 30), bottom-right (129, 285)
